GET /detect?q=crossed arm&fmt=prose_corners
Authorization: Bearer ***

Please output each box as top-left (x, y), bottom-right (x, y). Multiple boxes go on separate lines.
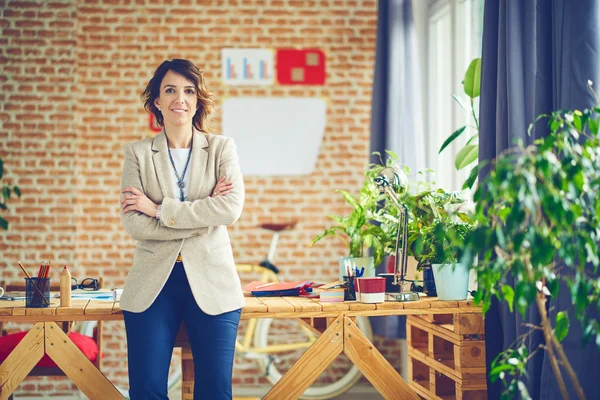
top-left (119, 139), bottom-right (243, 241)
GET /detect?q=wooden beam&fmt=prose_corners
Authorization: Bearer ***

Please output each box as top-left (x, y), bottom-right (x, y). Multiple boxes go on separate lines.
top-left (0, 322), bottom-right (45, 400)
top-left (44, 322), bottom-right (124, 400)
top-left (343, 316), bottom-right (419, 400)
top-left (263, 315), bottom-right (344, 400)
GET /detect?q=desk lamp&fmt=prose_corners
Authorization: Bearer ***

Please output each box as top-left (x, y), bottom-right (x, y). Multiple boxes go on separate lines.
top-left (374, 167), bottom-right (420, 302)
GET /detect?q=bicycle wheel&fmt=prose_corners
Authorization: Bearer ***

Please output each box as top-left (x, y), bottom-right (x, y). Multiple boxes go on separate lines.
top-left (253, 316), bottom-right (372, 399)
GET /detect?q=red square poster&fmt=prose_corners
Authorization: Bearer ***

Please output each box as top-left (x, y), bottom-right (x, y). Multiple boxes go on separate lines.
top-left (276, 49), bottom-right (326, 85)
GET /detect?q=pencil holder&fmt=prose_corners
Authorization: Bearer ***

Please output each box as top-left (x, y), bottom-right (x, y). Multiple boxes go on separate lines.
top-left (342, 276), bottom-right (356, 301)
top-left (25, 277), bottom-right (50, 308)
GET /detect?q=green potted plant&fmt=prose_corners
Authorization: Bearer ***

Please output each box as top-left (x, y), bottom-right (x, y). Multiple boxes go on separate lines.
top-left (310, 166), bottom-right (387, 279)
top-left (0, 158), bottom-right (21, 230)
top-left (461, 101), bottom-right (600, 398)
top-left (402, 188), bottom-right (475, 299)
top-left (367, 152), bottom-right (475, 297)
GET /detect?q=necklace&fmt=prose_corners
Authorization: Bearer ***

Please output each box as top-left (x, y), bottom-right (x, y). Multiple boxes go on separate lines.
top-left (166, 133), bottom-right (193, 202)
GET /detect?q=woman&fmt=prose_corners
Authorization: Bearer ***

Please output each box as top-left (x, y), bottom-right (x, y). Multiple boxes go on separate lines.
top-left (119, 58), bottom-right (245, 399)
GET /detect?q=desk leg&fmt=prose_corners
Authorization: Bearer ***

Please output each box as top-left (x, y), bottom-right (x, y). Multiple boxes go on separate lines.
top-left (0, 323), bottom-right (45, 400)
top-left (263, 315), bottom-right (344, 400)
top-left (344, 317), bottom-right (419, 400)
top-left (44, 322), bottom-right (124, 400)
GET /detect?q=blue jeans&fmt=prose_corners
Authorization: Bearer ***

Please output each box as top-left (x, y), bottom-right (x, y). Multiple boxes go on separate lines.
top-left (123, 263), bottom-right (241, 400)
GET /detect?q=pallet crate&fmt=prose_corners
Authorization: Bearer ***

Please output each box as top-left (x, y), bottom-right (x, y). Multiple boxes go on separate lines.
top-left (407, 312), bottom-right (487, 399)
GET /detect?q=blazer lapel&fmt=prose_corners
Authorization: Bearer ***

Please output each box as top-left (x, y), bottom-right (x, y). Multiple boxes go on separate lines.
top-left (187, 128), bottom-right (209, 201)
top-left (152, 130), bottom-right (174, 199)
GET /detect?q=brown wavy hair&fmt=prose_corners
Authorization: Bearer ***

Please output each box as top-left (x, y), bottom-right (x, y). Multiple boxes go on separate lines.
top-left (141, 59), bottom-right (214, 132)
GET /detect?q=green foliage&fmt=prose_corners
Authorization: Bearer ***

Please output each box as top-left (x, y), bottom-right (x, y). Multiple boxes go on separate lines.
top-left (0, 158), bottom-right (21, 230)
top-left (310, 151), bottom-right (395, 266)
top-left (367, 156), bottom-right (476, 269)
top-left (439, 57), bottom-right (482, 189)
top-left (462, 103), bottom-right (600, 398)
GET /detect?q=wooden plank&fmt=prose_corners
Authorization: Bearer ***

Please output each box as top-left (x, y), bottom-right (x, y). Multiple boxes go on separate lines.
top-left (374, 301), bottom-right (405, 311)
top-left (0, 322), bottom-right (45, 400)
top-left (44, 322), bottom-right (124, 399)
top-left (24, 302), bottom-right (58, 316)
top-left (255, 297), bottom-right (295, 313)
top-left (454, 313), bottom-right (484, 335)
top-left (0, 301), bottom-right (19, 316)
top-left (242, 297), bottom-right (268, 313)
top-left (84, 301), bottom-right (116, 316)
top-left (347, 301), bottom-right (376, 311)
top-left (421, 298), bottom-right (459, 308)
top-left (263, 315), bottom-right (344, 400)
top-left (343, 316), bottom-right (419, 400)
top-left (283, 296), bottom-right (322, 312)
top-left (403, 300), bottom-right (432, 310)
top-left (56, 299), bottom-right (89, 315)
top-left (315, 300), bottom-right (350, 312)
top-left (408, 348), bottom-right (486, 382)
top-left (408, 317), bottom-right (462, 345)
top-left (454, 342), bottom-right (486, 373)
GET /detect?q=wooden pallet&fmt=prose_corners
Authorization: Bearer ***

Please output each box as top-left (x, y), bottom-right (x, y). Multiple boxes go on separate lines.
top-left (407, 313), bottom-right (487, 400)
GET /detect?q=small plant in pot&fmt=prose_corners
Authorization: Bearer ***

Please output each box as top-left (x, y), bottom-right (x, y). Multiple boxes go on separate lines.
top-left (403, 189), bottom-right (475, 300)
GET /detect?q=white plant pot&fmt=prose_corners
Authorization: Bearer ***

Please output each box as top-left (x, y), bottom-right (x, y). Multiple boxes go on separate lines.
top-left (431, 263), bottom-right (470, 300)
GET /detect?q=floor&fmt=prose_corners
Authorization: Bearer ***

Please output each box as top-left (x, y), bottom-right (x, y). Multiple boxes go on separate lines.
top-left (169, 384), bottom-right (383, 399)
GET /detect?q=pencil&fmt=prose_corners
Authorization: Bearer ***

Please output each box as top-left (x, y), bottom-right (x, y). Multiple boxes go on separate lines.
top-left (17, 261), bottom-right (50, 306)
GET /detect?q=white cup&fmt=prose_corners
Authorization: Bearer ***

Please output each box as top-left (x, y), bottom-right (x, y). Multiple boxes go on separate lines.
top-left (0, 287), bottom-right (4, 298)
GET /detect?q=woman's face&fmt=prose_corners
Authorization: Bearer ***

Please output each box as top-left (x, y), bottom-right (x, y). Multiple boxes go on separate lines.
top-left (154, 70), bottom-right (198, 128)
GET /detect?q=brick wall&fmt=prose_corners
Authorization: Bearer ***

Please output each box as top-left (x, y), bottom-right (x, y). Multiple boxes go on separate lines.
top-left (0, 0), bottom-right (405, 397)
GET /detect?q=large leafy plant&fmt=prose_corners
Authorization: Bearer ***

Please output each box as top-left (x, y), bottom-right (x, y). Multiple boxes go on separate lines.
top-left (438, 57), bottom-right (482, 189)
top-left (310, 163), bottom-right (387, 266)
top-left (0, 158), bottom-right (21, 230)
top-left (462, 101), bottom-right (600, 399)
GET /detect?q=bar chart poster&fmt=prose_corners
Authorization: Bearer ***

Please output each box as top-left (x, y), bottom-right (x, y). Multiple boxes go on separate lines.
top-left (221, 48), bottom-right (274, 86)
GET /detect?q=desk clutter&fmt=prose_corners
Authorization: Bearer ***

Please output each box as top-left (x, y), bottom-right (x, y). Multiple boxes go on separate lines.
top-left (1, 261), bottom-right (123, 304)
top-left (242, 276), bottom-right (388, 304)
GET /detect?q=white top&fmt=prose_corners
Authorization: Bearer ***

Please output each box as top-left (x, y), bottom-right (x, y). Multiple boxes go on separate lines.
top-left (168, 148), bottom-right (192, 201)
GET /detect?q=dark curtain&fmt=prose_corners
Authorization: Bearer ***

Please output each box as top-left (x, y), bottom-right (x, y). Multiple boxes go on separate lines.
top-left (370, 0), bottom-right (425, 345)
top-left (479, 1), bottom-right (600, 399)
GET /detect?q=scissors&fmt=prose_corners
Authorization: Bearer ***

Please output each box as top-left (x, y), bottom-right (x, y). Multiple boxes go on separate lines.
top-left (354, 267), bottom-right (365, 277)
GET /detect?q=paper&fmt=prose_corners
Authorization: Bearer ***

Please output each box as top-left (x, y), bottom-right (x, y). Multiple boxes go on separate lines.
top-left (221, 48), bottom-right (274, 86)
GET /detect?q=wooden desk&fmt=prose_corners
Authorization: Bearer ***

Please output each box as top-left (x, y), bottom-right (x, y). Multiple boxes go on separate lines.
top-left (0, 297), bottom-right (482, 400)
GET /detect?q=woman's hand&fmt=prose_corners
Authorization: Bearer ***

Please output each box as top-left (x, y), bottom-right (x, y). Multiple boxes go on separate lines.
top-left (211, 176), bottom-right (233, 197)
top-left (122, 186), bottom-right (159, 217)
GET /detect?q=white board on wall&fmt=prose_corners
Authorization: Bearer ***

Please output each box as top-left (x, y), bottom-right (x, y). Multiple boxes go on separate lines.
top-left (222, 97), bottom-right (327, 176)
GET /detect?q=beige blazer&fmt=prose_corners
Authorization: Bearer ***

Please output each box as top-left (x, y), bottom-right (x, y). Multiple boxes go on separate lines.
top-left (119, 129), bottom-right (245, 315)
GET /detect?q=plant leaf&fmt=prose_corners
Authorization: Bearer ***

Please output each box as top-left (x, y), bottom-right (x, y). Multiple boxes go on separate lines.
top-left (463, 165), bottom-right (478, 189)
top-left (452, 94), bottom-right (467, 111)
top-left (501, 285), bottom-right (515, 312)
top-left (555, 311), bottom-right (570, 342)
top-left (463, 58), bottom-right (482, 98)
top-left (439, 126), bottom-right (467, 154)
top-left (13, 186), bottom-right (21, 197)
top-left (0, 216), bottom-right (7, 230)
top-left (455, 145), bottom-right (479, 170)
top-left (0, 159), bottom-right (3, 180)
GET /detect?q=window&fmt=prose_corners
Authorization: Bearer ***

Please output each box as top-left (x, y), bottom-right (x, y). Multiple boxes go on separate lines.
top-left (424, 0), bottom-right (484, 191)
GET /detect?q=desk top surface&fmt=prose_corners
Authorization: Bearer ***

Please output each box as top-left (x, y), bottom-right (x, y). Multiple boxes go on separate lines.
top-left (0, 295), bottom-right (481, 322)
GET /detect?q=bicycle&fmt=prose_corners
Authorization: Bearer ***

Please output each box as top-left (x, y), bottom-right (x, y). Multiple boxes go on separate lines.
top-left (234, 220), bottom-right (373, 400)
